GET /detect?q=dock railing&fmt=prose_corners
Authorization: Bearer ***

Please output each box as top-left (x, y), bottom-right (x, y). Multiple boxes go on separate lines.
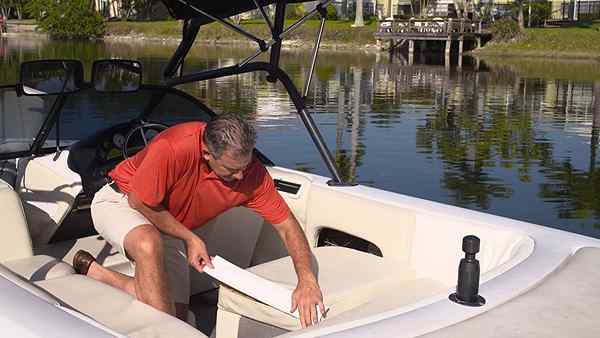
top-left (376, 18), bottom-right (482, 37)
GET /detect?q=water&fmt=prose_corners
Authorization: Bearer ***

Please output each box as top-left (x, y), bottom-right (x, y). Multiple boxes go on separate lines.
top-left (2, 37), bottom-right (600, 238)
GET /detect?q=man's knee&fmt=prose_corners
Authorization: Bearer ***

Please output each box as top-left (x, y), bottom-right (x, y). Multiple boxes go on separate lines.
top-left (124, 224), bottom-right (164, 260)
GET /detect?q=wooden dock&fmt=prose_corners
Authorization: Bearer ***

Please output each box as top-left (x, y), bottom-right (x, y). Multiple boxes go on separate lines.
top-left (374, 18), bottom-right (485, 64)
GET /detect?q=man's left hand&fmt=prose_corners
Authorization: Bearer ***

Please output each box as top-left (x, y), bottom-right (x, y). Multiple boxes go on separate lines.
top-left (290, 279), bottom-right (325, 328)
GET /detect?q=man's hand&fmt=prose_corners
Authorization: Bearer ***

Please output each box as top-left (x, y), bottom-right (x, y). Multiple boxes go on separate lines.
top-left (291, 279), bottom-right (326, 328)
top-left (186, 235), bottom-right (214, 272)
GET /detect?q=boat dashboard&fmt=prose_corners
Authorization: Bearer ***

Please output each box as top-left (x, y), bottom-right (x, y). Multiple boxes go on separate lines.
top-left (67, 121), bottom-right (168, 195)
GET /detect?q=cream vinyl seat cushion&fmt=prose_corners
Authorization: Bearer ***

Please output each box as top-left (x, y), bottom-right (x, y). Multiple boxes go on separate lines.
top-left (217, 246), bottom-right (413, 331)
top-left (16, 152), bottom-right (83, 245)
top-left (0, 176), bottom-right (34, 261)
top-left (36, 274), bottom-right (206, 338)
top-left (3, 254), bottom-right (74, 281)
top-left (35, 234), bottom-right (134, 276)
top-left (0, 262), bottom-right (206, 338)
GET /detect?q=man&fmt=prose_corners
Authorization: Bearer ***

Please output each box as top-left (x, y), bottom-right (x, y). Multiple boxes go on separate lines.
top-left (73, 114), bottom-right (325, 328)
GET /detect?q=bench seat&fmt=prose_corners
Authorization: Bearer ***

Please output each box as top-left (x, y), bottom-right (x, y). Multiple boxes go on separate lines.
top-left (3, 254), bottom-right (74, 281)
top-left (0, 261), bottom-right (207, 338)
top-left (36, 274), bottom-right (205, 338)
top-left (216, 246), bottom-right (428, 336)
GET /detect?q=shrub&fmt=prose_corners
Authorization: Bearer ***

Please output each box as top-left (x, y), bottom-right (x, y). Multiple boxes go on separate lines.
top-left (285, 4), bottom-right (305, 19)
top-left (489, 18), bottom-right (522, 42)
top-left (326, 4), bottom-right (338, 20)
top-left (26, 0), bottom-right (105, 39)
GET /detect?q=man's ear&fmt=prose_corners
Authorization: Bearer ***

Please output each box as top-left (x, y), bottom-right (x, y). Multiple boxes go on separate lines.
top-left (202, 149), bottom-right (212, 162)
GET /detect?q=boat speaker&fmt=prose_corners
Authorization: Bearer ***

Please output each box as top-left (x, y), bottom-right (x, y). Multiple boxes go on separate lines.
top-left (449, 235), bottom-right (486, 307)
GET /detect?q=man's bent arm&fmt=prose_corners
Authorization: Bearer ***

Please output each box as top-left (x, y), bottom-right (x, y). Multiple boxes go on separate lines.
top-left (272, 213), bottom-right (325, 328)
top-left (127, 191), bottom-right (213, 271)
top-left (273, 214), bottom-right (315, 282)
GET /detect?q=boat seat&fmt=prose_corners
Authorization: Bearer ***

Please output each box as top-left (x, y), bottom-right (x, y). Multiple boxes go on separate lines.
top-left (35, 234), bottom-right (133, 276)
top-left (36, 274), bottom-right (206, 338)
top-left (16, 151), bottom-right (83, 246)
top-left (0, 174), bottom-right (34, 262)
top-left (3, 255), bottom-right (74, 281)
top-left (0, 261), bottom-right (205, 337)
top-left (216, 246), bottom-right (415, 336)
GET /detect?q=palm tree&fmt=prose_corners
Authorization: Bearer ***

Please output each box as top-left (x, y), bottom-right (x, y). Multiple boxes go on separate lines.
top-left (353, 0), bottom-right (364, 27)
top-left (516, 0), bottom-right (525, 30)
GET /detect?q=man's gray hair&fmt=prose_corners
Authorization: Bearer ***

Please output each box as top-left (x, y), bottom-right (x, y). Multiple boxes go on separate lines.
top-left (203, 113), bottom-right (256, 159)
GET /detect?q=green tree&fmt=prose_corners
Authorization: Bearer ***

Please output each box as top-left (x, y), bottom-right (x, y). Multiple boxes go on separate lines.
top-left (26, 0), bottom-right (105, 38)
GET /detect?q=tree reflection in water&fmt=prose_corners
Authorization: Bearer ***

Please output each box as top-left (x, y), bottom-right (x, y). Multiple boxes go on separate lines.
top-left (2, 39), bottom-right (600, 235)
top-left (539, 82), bottom-right (600, 227)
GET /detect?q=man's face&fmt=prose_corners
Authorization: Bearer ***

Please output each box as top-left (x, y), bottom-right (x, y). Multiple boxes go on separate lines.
top-left (203, 148), bottom-right (252, 182)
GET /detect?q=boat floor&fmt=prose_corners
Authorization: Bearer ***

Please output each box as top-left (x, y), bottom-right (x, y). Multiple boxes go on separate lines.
top-left (420, 247), bottom-right (600, 338)
top-left (190, 289), bottom-right (219, 337)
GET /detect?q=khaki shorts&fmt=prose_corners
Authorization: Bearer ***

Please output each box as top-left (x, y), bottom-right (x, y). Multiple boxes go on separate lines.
top-left (91, 183), bottom-right (190, 304)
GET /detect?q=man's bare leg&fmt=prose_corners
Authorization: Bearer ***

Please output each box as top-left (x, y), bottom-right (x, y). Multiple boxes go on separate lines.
top-left (87, 262), bottom-right (137, 297)
top-left (88, 263), bottom-right (189, 322)
top-left (86, 231), bottom-right (187, 321)
top-left (123, 224), bottom-right (175, 316)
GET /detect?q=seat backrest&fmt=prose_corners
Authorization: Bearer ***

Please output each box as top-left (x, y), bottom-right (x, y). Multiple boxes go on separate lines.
top-left (16, 151), bottom-right (83, 245)
top-left (0, 181), bottom-right (34, 261)
top-left (191, 207), bottom-right (264, 294)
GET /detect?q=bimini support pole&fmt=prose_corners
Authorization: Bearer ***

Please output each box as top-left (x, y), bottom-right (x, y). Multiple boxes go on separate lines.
top-left (252, 0), bottom-right (274, 32)
top-left (238, 0), bottom-right (333, 69)
top-left (266, 0), bottom-right (286, 82)
top-left (298, 108), bottom-right (345, 185)
top-left (163, 18), bottom-right (202, 79)
top-left (174, 0), bottom-right (267, 50)
top-left (303, 5), bottom-right (327, 98)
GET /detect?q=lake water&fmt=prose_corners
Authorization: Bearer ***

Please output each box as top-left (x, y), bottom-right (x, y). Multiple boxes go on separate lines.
top-left (2, 36), bottom-right (600, 238)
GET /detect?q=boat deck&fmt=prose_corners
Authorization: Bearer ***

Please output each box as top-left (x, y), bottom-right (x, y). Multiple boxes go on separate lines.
top-left (420, 247), bottom-right (600, 338)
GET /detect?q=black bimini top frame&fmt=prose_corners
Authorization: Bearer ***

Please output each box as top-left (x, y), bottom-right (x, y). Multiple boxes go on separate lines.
top-left (160, 0), bottom-right (352, 186)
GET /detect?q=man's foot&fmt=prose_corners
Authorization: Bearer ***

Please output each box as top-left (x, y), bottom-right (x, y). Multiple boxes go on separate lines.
top-left (73, 250), bottom-right (96, 275)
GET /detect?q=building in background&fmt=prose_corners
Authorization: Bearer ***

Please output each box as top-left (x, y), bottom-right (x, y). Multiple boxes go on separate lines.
top-left (91, 0), bottom-right (599, 21)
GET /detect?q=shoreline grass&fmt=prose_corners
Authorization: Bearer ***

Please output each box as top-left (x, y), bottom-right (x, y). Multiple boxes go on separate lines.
top-left (474, 21), bottom-right (600, 60)
top-left (105, 19), bottom-right (377, 47)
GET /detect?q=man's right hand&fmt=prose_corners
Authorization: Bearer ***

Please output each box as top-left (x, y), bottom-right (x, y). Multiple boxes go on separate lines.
top-left (186, 235), bottom-right (214, 272)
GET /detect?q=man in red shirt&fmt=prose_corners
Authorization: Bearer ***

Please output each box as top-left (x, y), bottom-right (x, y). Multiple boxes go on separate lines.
top-left (74, 114), bottom-right (324, 328)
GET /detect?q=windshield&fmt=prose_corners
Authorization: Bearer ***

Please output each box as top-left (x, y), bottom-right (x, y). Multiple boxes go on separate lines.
top-left (0, 85), bottom-right (213, 157)
top-left (0, 85), bottom-right (55, 154)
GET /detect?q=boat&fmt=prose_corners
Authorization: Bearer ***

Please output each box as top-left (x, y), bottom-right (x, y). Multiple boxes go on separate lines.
top-left (0, 1), bottom-right (599, 337)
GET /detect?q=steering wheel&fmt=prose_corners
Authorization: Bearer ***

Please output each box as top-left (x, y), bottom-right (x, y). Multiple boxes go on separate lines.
top-left (122, 122), bottom-right (169, 159)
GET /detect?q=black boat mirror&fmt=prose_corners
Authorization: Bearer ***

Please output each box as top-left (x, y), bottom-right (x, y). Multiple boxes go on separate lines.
top-left (20, 60), bottom-right (83, 96)
top-left (92, 59), bottom-right (142, 93)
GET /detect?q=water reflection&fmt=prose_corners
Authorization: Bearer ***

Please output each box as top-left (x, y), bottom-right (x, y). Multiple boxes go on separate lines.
top-left (2, 37), bottom-right (600, 236)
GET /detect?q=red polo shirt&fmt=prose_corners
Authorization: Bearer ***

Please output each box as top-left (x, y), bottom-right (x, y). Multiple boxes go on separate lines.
top-left (108, 121), bottom-right (290, 229)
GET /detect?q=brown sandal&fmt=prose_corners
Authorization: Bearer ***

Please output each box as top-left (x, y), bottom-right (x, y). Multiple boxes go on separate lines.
top-left (72, 250), bottom-right (96, 275)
